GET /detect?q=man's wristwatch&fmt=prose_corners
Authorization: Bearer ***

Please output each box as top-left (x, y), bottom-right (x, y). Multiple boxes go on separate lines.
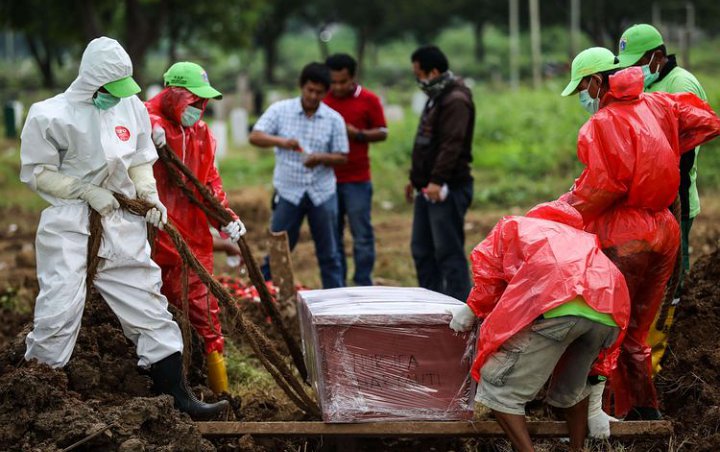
top-left (355, 131), bottom-right (367, 142)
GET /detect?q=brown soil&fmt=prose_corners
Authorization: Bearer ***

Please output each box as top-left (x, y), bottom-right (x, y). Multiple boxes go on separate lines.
top-left (0, 296), bottom-right (216, 451)
top-left (0, 193), bottom-right (718, 451)
top-left (657, 248), bottom-right (720, 451)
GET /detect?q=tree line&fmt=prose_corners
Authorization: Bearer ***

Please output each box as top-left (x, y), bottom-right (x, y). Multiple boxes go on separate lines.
top-left (2, 0), bottom-right (718, 88)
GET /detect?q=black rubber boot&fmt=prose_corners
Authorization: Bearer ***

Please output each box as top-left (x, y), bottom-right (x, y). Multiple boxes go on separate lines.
top-left (150, 352), bottom-right (229, 421)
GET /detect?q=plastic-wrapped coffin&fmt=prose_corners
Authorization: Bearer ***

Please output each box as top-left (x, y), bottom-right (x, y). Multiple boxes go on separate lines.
top-left (298, 286), bottom-right (476, 423)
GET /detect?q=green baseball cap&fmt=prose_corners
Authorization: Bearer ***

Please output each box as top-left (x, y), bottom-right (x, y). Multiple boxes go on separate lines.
top-left (163, 62), bottom-right (222, 99)
top-left (104, 76), bottom-right (141, 98)
top-left (617, 24), bottom-right (664, 67)
top-left (561, 47), bottom-right (620, 96)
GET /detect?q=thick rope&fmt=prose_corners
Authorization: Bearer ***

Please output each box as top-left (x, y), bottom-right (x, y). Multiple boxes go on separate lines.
top-left (85, 209), bottom-right (103, 300)
top-left (180, 262), bottom-right (192, 374)
top-left (156, 145), bottom-right (308, 381)
top-left (111, 195), bottom-right (319, 416)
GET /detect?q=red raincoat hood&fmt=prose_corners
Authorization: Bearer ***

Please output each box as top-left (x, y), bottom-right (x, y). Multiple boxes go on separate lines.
top-left (147, 86), bottom-right (208, 125)
top-left (525, 200), bottom-right (583, 230)
top-left (466, 207), bottom-right (630, 382)
top-left (602, 67), bottom-right (644, 106)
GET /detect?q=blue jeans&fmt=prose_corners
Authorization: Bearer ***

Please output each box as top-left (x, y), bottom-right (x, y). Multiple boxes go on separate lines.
top-left (411, 181), bottom-right (473, 301)
top-left (336, 182), bottom-right (375, 286)
top-left (261, 193), bottom-right (344, 289)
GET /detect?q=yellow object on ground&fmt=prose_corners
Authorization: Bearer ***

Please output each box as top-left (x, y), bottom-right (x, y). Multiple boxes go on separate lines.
top-left (207, 351), bottom-right (229, 394)
top-left (648, 303), bottom-right (677, 376)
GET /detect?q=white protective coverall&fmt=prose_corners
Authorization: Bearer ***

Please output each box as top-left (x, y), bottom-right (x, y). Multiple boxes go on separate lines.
top-left (20, 37), bottom-right (184, 368)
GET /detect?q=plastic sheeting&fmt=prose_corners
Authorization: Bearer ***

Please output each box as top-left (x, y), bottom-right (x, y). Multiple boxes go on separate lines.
top-left (466, 201), bottom-right (630, 383)
top-left (563, 67), bottom-right (720, 416)
top-left (298, 286), bottom-right (475, 423)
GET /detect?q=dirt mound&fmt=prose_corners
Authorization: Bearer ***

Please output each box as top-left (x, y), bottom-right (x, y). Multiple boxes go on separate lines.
top-left (0, 307), bottom-right (31, 350)
top-left (0, 297), bottom-right (216, 451)
top-left (659, 248), bottom-right (720, 451)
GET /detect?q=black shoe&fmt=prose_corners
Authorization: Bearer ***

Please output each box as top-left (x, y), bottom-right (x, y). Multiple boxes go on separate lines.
top-left (624, 406), bottom-right (662, 420)
top-left (150, 352), bottom-right (229, 421)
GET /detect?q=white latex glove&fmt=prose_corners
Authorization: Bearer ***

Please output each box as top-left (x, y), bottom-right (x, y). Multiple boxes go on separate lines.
top-left (80, 185), bottom-right (120, 216)
top-left (152, 126), bottom-right (167, 148)
top-left (221, 219), bottom-right (247, 242)
top-left (127, 162), bottom-right (167, 229)
top-left (141, 192), bottom-right (168, 229)
top-left (588, 381), bottom-right (617, 439)
top-left (449, 304), bottom-right (476, 333)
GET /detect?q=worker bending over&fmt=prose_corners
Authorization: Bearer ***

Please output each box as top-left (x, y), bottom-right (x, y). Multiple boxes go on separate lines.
top-left (450, 201), bottom-right (630, 452)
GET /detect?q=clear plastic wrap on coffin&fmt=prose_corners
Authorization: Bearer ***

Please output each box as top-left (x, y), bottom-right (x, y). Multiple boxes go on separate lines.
top-left (297, 286), bottom-right (476, 423)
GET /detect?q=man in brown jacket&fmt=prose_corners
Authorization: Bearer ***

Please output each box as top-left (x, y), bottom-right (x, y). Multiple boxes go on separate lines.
top-left (406, 45), bottom-right (475, 301)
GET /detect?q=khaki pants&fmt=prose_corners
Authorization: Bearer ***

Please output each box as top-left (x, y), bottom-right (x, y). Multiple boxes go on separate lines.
top-left (476, 316), bottom-right (618, 415)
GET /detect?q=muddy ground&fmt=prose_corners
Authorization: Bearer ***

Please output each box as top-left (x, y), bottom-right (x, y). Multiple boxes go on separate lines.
top-left (0, 191), bottom-right (719, 451)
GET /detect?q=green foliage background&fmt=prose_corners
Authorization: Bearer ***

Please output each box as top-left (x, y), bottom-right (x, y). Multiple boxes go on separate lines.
top-left (2, 24), bottom-right (720, 212)
top-left (217, 25), bottom-right (720, 210)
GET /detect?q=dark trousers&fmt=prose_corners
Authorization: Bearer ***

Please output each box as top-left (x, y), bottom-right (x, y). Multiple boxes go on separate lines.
top-left (336, 181), bottom-right (375, 286)
top-left (410, 181), bottom-right (473, 301)
top-left (262, 193), bottom-right (344, 289)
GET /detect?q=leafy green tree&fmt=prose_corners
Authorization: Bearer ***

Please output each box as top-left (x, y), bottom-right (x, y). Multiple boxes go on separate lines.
top-left (453, 0), bottom-right (508, 63)
top-left (0, 0), bottom-right (82, 88)
top-left (307, 0), bottom-right (457, 76)
top-left (2, 0), bottom-right (262, 87)
top-left (165, 0), bottom-right (262, 62)
top-left (253, 0), bottom-right (306, 83)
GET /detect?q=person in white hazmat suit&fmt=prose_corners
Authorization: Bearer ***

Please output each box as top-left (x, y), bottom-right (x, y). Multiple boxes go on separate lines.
top-left (20, 36), bottom-right (228, 420)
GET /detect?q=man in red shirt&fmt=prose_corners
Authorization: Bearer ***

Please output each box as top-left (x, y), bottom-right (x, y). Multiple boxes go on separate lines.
top-left (324, 54), bottom-right (387, 286)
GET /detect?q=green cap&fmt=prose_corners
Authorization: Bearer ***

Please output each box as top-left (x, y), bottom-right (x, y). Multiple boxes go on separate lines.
top-left (163, 62), bottom-right (222, 99)
top-left (617, 24), bottom-right (664, 68)
top-left (104, 76), bottom-right (141, 98)
top-left (561, 47), bottom-right (620, 96)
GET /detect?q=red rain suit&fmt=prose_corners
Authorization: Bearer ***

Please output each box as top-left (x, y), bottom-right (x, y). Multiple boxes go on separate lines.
top-left (562, 67), bottom-right (720, 416)
top-left (146, 87), bottom-right (239, 355)
top-left (467, 200), bottom-right (631, 384)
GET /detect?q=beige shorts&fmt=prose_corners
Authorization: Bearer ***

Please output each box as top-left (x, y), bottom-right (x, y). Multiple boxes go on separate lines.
top-left (476, 316), bottom-right (618, 416)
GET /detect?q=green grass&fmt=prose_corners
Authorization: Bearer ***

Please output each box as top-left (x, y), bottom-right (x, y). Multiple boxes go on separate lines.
top-left (4, 72), bottom-right (720, 215)
top-left (0, 140), bottom-right (48, 211)
top-left (218, 71), bottom-right (720, 210)
top-left (3, 23), bottom-right (720, 214)
top-left (224, 336), bottom-right (276, 389)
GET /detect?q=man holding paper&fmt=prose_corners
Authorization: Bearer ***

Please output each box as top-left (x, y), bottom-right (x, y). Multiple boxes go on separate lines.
top-left (249, 62), bottom-right (349, 288)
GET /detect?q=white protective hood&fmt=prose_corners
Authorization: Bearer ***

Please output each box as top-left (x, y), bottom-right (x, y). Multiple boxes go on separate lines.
top-left (66, 36), bottom-right (135, 104)
top-left (20, 36), bottom-right (157, 206)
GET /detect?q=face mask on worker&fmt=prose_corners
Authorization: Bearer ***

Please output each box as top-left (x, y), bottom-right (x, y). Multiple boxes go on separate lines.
top-left (93, 91), bottom-right (121, 110)
top-left (181, 105), bottom-right (202, 127)
top-left (642, 53), bottom-right (660, 88)
top-left (579, 77), bottom-right (600, 114)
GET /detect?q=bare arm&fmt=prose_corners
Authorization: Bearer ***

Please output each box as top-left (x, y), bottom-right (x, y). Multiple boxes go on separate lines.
top-left (346, 125), bottom-right (388, 143)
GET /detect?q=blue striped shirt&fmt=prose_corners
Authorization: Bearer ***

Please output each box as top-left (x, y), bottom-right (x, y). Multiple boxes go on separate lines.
top-left (253, 97), bottom-right (349, 206)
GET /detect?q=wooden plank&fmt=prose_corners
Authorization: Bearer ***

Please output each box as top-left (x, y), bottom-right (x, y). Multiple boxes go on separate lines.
top-left (196, 421), bottom-right (672, 439)
top-left (267, 230), bottom-right (296, 309)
